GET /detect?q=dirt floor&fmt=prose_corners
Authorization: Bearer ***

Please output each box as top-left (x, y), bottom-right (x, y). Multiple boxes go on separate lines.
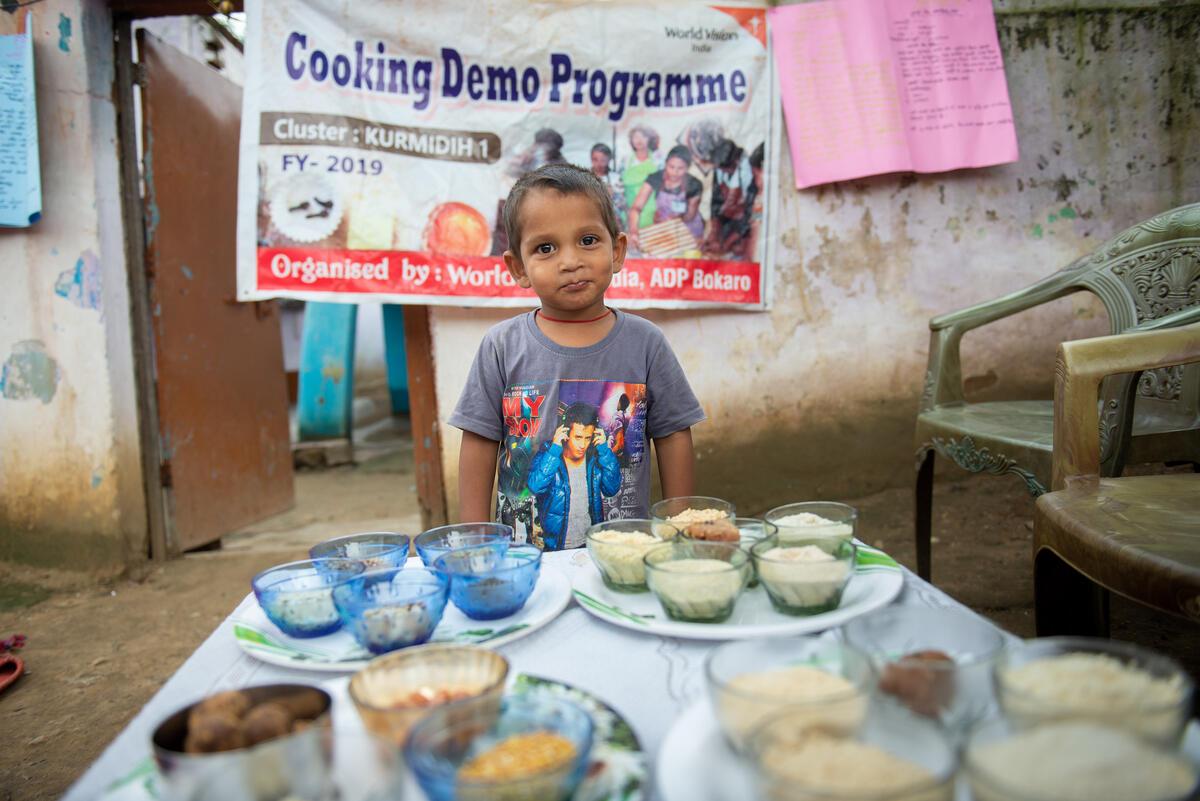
top-left (1, 437), bottom-right (1196, 800)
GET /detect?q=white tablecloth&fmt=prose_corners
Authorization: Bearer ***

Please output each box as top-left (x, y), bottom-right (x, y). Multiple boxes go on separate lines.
top-left (64, 549), bottom-right (1009, 801)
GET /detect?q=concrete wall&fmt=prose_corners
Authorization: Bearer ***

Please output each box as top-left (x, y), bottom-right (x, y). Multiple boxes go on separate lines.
top-left (432, 1), bottom-right (1200, 518)
top-left (0, 0), bottom-right (144, 573)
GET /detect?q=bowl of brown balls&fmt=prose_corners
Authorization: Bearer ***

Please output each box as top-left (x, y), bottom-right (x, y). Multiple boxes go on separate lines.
top-left (151, 684), bottom-right (335, 801)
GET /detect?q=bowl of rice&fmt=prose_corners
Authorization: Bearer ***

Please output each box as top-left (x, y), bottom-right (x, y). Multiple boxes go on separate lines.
top-left (585, 519), bottom-right (679, 592)
top-left (649, 495), bottom-right (737, 542)
top-left (762, 501), bottom-right (857, 543)
top-left (994, 636), bottom-right (1193, 746)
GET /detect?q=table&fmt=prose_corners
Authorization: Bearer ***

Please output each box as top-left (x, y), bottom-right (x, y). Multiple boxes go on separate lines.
top-left (65, 549), bottom-right (1011, 801)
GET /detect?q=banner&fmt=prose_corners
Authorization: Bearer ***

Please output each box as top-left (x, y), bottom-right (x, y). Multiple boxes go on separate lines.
top-left (236, 0), bottom-right (774, 309)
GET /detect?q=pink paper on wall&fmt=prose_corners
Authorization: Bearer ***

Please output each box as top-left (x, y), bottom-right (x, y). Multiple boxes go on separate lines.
top-left (769, 0), bottom-right (1018, 189)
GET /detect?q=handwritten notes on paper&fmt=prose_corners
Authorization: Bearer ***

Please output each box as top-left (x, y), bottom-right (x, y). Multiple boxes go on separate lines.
top-left (1, 13), bottom-right (42, 227)
top-left (769, 0), bottom-right (1018, 189)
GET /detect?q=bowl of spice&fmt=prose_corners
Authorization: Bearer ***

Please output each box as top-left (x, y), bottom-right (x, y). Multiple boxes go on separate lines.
top-left (309, 531), bottom-right (411, 570)
top-left (650, 495), bottom-right (738, 542)
top-left (415, 522), bottom-right (512, 567)
top-left (751, 535), bottom-right (857, 616)
top-left (251, 558), bottom-right (365, 638)
top-left (332, 566), bottom-right (450, 654)
top-left (349, 644), bottom-right (509, 746)
top-left (404, 691), bottom-right (594, 801)
top-left (434, 544), bottom-right (542, 620)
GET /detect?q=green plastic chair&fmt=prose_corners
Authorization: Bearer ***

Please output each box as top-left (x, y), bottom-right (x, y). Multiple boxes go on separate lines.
top-left (914, 203), bottom-right (1200, 582)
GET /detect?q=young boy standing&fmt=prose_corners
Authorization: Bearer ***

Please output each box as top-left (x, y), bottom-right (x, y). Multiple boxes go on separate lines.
top-left (449, 164), bottom-right (705, 550)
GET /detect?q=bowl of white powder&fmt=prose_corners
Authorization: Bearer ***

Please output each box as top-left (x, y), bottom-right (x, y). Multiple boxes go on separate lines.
top-left (994, 636), bottom-right (1194, 746)
top-left (964, 717), bottom-right (1199, 801)
top-left (585, 519), bottom-right (679, 592)
top-left (751, 535), bottom-right (856, 616)
top-left (642, 541), bottom-right (751, 622)
top-left (762, 501), bottom-right (857, 543)
top-left (705, 636), bottom-right (874, 753)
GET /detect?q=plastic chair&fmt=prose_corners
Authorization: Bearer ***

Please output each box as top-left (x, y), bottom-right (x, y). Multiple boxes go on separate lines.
top-left (1033, 320), bottom-right (1200, 636)
top-left (913, 203), bottom-right (1200, 581)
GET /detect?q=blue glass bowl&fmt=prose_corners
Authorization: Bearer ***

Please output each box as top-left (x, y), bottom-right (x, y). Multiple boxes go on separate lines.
top-left (404, 692), bottom-right (594, 801)
top-left (414, 522), bottom-right (513, 567)
top-left (332, 567), bottom-right (449, 654)
top-left (251, 558), bottom-right (365, 638)
top-left (309, 531), bottom-right (411, 570)
top-left (435, 545), bottom-right (541, 621)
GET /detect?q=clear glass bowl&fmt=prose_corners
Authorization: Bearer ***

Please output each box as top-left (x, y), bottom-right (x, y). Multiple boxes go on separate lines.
top-left (151, 684), bottom-right (334, 801)
top-left (993, 636), bottom-right (1194, 746)
top-left (643, 541), bottom-right (750, 622)
top-left (963, 717), bottom-right (1200, 801)
top-left (331, 567), bottom-right (449, 654)
top-left (435, 544), bottom-right (542, 620)
top-left (251, 558), bottom-right (365, 638)
top-left (705, 636), bottom-right (874, 753)
top-left (308, 531), bottom-right (411, 570)
top-left (650, 495), bottom-right (738, 542)
top-left (733, 517), bottom-right (776, 587)
top-left (585, 519), bottom-right (679, 593)
top-left (841, 605), bottom-right (1008, 735)
top-left (748, 701), bottom-right (957, 801)
top-left (763, 501), bottom-right (857, 543)
top-left (414, 522), bottom-right (512, 567)
top-left (404, 691), bottom-right (595, 801)
top-left (349, 644), bottom-right (509, 746)
top-left (751, 535), bottom-right (857, 615)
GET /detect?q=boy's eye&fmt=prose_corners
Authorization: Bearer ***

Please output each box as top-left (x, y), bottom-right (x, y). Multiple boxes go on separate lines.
top-left (580, 235), bottom-right (599, 246)
top-left (534, 243), bottom-right (555, 255)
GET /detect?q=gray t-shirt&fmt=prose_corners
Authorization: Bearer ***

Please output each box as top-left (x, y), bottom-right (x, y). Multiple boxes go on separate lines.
top-left (449, 309), bottom-right (706, 550)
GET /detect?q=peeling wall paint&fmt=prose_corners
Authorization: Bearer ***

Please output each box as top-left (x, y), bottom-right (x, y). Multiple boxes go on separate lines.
top-left (54, 249), bottom-right (103, 311)
top-left (0, 341), bottom-right (61, 404)
top-left (57, 13), bottom-right (71, 52)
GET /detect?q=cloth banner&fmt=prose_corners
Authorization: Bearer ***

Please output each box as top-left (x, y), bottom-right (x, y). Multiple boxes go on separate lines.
top-left (236, 0), bottom-right (774, 308)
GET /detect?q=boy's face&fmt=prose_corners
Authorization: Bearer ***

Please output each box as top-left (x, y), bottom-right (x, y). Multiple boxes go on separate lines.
top-left (565, 422), bottom-right (594, 460)
top-left (590, 151), bottom-right (610, 176)
top-left (503, 188), bottom-right (627, 321)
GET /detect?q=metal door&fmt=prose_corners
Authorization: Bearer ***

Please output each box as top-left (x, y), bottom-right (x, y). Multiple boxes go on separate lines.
top-left (140, 30), bottom-right (294, 553)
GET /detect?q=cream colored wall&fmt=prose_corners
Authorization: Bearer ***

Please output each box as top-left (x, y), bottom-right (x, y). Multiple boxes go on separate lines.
top-left (0, 1), bottom-right (144, 572)
top-left (432, 2), bottom-right (1200, 518)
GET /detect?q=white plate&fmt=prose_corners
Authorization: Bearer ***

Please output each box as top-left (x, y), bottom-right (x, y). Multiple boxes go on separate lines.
top-left (657, 702), bottom-right (1200, 801)
top-left (232, 565), bottom-right (572, 671)
top-left (571, 548), bottom-right (903, 640)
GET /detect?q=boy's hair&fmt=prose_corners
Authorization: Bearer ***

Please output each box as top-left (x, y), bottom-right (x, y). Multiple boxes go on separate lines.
top-left (503, 164), bottom-right (621, 257)
top-left (749, 142), bottom-right (764, 170)
top-left (665, 144), bottom-right (692, 166)
top-left (563, 401), bottom-right (599, 430)
top-left (712, 138), bottom-right (744, 169)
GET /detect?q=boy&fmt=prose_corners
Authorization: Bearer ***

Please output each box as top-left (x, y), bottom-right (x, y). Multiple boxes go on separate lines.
top-left (449, 163), bottom-right (705, 550)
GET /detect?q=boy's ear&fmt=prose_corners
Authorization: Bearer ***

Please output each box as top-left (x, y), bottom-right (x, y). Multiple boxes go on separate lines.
top-left (503, 250), bottom-right (532, 288)
top-left (611, 231), bottom-right (628, 275)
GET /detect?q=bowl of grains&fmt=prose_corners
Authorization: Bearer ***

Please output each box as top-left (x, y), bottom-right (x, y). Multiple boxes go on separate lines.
top-left (251, 558), bottom-right (366, 638)
top-left (650, 495), bottom-right (738, 542)
top-left (404, 691), bottom-right (594, 801)
top-left (309, 531), bottom-right (411, 570)
top-left (585, 519), bottom-right (680, 592)
top-left (415, 522), bottom-right (513, 567)
top-left (993, 636), bottom-right (1194, 746)
top-left (963, 717), bottom-right (1199, 801)
top-left (705, 635), bottom-right (874, 753)
top-left (763, 501), bottom-right (857, 543)
top-left (349, 644), bottom-right (509, 746)
top-left (435, 544), bottom-right (542, 620)
top-left (751, 535), bottom-right (857, 616)
top-left (332, 566), bottom-right (450, 654)
top-left (748, 701), bottom-right (958, 801)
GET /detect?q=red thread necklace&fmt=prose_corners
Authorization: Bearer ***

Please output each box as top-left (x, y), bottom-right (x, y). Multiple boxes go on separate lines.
top-left (537, 308), bottom-right (612, 324)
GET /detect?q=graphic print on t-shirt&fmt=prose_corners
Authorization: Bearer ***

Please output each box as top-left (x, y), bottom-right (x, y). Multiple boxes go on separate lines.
top-left (497, 379), bottom-right (647, 551)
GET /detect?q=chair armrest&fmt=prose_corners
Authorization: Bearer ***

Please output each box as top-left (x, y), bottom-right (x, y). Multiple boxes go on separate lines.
top-left (920, 271), bottom-right (1083, 411)
top-left (1051, 321), bottom-right (1200, 489)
